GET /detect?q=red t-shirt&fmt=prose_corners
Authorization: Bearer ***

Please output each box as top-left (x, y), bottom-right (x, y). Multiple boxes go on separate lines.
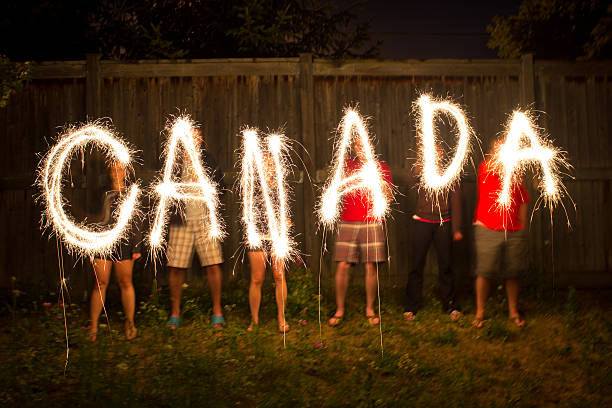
top-left (341, 158), bottom-right (393, 222)
top-left (474, 159), bottom-right (529, 231)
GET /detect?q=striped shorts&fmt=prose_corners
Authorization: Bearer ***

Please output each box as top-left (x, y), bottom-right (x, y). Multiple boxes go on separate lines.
top-left (166, 219), bottom-right (223, 269)
top-left (333, 221), bottom-right (387, 264)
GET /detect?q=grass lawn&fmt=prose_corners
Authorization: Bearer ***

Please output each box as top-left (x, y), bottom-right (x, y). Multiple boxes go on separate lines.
top-left (1, 274), bottom-right (611, 407)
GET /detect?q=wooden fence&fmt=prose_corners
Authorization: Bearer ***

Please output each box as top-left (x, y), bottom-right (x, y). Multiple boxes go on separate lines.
top-left (1, 54), bottom-right (610, 298)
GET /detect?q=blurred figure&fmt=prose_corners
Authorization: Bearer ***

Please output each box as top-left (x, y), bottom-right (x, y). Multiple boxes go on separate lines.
top-left (165, 128), bottom-right (226, 329)
top-left (404, 164), bottom-right (463, 321)
top-left (472, 141), bottom-right (529, 328)
top-left (89, 161), bottom-right (141, 341)
top-left (329, 141), bottom-right (393, 326)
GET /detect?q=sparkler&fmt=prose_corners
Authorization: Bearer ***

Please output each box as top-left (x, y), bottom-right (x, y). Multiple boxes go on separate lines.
top-left (38, 124), bottom-right (140, 258)
top-left (149, 116), bottom-right (224, 251)
top-left (318, 108), bottom-right (390, 229)
top-left (493, 110), bottom-right (566, 210)
top-left (239, 129), bottom-right (294, 261)
top-left (415, 94), bottom-right (472, 195)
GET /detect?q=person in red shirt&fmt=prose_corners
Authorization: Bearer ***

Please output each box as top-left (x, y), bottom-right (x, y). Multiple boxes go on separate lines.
top-left (328, 142), bottom-right (393, 326)
top-left (472, 142), bottom-right (530, 328)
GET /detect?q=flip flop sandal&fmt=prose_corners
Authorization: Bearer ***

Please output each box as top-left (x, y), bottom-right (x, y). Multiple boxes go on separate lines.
top-left (403, 312), bottom-right (415, 321)
top-left (125, 325), bottom-right (138, 340)
top-left (87, 330), bottom-right (98, 342)
top-left (166, 316), bottom-right (181, 329)
top-left (328, 315), bottom-right (343, 327)
top-left (211, 315), bottom-right (226, 328)
top-left (509, 316), bottom-right (526, 327)
top-left (472, 318), bottom-right (485, 328)
top-left (366, 314), bottom-right (380, 325)
top-left (450, 310), bottom-right (463, 321)
top-left (278, 322), bottom-right (291, 333)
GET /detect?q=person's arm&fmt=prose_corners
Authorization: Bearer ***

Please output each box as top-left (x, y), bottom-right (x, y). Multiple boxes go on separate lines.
top-left (89, 191), bottom-right (113, 224)
top-left (451, 184), bottom-right (463, 241)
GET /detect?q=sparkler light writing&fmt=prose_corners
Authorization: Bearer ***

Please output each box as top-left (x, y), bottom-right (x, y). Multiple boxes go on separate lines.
top-left (38, 124), bottom-right (140, 258)
top-left (415, 94), bottom-right (472, 195)
top-left (150, 116), bottom-right (224, 251)
top-left (493, 110), bottom-right (566, 210)
top-left (239, 129), bottom-right (294, 261)
top-left (318, 108), bottom-right (390, 229)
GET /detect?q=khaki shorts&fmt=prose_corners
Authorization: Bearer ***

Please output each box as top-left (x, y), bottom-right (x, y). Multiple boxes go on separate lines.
top-left (333, 221), bottom-right (387, 264)
top-left (167, 219), bottom-right (223, 269)
top-left (473, 224), bottom-right (527, 279)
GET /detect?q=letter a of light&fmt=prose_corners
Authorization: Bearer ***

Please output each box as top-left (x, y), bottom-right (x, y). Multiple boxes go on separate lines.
top-left (240, 129), bottom-right (293, 260)
top-left (39, 124), bottom-right (140, 258)
top-left (495, 111), bottom-right (562, 209)
top-left (319, 108), bottom-right (389, 229)
top-left (416, 94), bottom-right (471, 194)
top-left (150, 117), bottom-right (224, 250)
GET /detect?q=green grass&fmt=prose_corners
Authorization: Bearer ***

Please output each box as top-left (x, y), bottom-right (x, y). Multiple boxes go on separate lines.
top-left (1, 277), bottom-right (611, 408)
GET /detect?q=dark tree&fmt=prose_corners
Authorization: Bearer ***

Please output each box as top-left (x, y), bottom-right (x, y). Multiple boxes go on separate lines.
top-left (0, 0), bottom-right (379, 61)
top-left (487, 0), bottom-right (611, 60)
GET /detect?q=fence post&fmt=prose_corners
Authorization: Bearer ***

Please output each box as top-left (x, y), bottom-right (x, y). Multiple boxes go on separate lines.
top-left (85, 54), bottom-right (102, 214)
top-left (521, 53), bottom-right (547, 290)
top-left (299, 53), bottom-right (316, 268)
top-left (520, 53), bottom-right (535, 107)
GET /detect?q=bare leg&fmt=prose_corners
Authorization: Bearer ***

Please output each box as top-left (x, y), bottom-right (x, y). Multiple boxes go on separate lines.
top-left (248, 252), bottom-right (266, 328)
top-left (206, 264), bottom-right (223, 317)
top-left (474, 276), bottom-right (490, 327)
top-left (90, 259), bottom-right (112, 340)
top-left (329, 261), bottom-right (350, 325)
top-left (115, 259), bottom-right (137, 339)
top-left (168, 267), bottom-right (186, 318)
top-left (505, 278), bottom-right (525, 326)
top-left (272, 257), bottom-right (289, 332)
top-left (365, 262), bottom-right (380, 324)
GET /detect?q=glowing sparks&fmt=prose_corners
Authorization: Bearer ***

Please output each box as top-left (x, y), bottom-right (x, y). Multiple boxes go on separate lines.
top-left (38, 124), bottom-right (140, 258)
top-left (318, 108), bottom-right (390, 229)
top-left (415, 94), bottom-right (472, 194)
top-left (149, 116), bottom-right (224, 251)
top-left (239, 129), bottom-right (294, 261)
top-left (493, 110), bottom-right (567, 210)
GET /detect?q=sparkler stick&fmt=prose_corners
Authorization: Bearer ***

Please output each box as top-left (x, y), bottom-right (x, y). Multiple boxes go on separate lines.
top-left (493, 110), bottom-right (566, 210)
top-left (149, 116), bottom-right (224, 251)
top-left (415, 94), bottom-right (472, 195)
top-left (318, 108), bottom-right (390, 229)
top-left (38, 124), bottom-right (140, 258)
top-left (239, 129), bottom-right (294, 261)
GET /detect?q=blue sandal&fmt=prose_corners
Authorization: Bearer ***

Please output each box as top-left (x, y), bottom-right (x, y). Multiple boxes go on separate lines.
top-left (211, 315), bottom-right (226, 328)
top-left (166, 316), bottom-right (181, 329)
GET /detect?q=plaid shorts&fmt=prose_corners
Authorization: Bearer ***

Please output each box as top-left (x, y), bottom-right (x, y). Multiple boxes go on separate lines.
top-left (166, 219), bottom-right (223, 269)
top-left (333, 221), bottom-right (387, 264)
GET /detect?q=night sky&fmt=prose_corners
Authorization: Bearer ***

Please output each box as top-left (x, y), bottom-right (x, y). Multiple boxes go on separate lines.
top-left (350, 0), bottom-right (523, 59)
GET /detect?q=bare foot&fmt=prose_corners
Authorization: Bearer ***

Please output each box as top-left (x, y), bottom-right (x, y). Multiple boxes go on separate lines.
top-left (366, 314), bottom-right (380, 325)
top-left (125, 323), bottom-right (138, 340)
top-left (509, 315), bottom-right (525, 327)
top-left (247, 321), bottom-right (258, 332)
top-left (278, 321), bottom-right (290, 333)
